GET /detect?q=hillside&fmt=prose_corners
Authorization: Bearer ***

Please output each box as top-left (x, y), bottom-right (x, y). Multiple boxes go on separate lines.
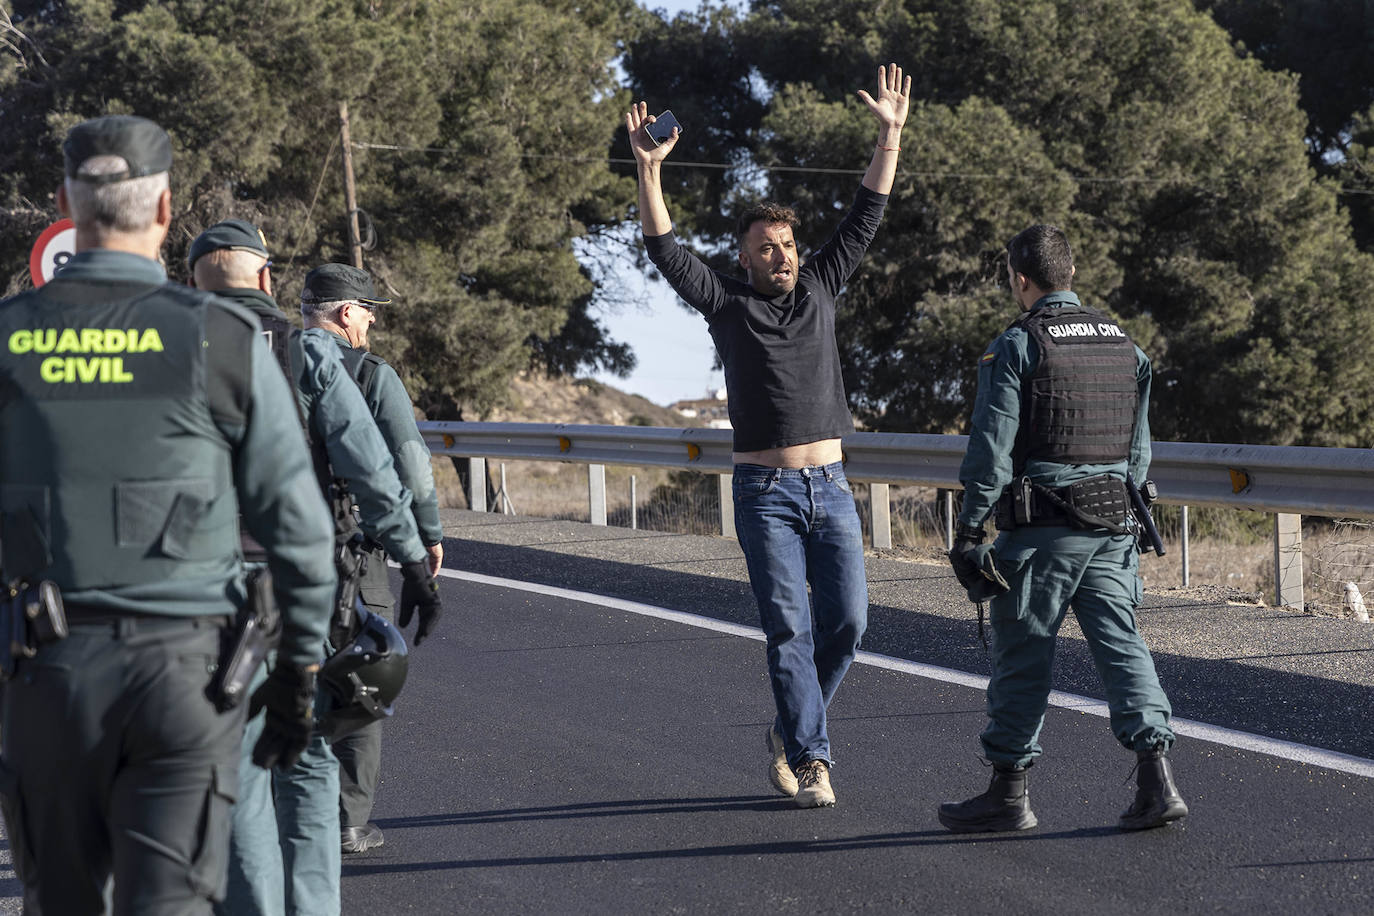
top-left (479, 371), bottom-right (699, 427)
top-left (429, 371), bottom-right (703, 521)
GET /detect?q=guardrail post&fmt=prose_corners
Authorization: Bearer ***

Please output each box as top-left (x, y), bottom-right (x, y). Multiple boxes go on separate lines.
top-left (869, 483), bottom-right (892, 549)
top-left (943, 490), bottom-right (955, 551)
top-left (630, 475), bottom-right (637, 530)
top-left (467, 457), bottom-right (487, 513)
top-left (588, 464), bottom-right (607, 526)
top-left (718, 473), bottom-right (735, 539)
top-left (1180, 505), bottom-right (1190, 587)
top-left (1273, 513), bottom-right (1303, 608)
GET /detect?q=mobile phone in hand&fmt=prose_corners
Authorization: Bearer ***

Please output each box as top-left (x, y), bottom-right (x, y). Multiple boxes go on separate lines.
top-left (645, 110), bottom-right (683, 147)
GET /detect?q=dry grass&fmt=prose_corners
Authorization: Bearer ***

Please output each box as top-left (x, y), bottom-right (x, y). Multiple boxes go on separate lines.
top-left (432, 456), bottom-right (719, 533)
top-left (434, 460), bottom-right (1289, 589)
top-left (426, 375), bottom-right (1367, 615)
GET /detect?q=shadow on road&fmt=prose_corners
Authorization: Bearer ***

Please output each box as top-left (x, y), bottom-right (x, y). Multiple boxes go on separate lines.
top-left (446, 537), bottom-right (1374, 759)
top-left (343, 820), bottom-right (1124, 875)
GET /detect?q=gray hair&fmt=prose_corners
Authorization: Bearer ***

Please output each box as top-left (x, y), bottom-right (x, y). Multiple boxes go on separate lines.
top-left (299, 298), bottom-right (357, 323)
top-left (64, 155), bottom-right (168, 232)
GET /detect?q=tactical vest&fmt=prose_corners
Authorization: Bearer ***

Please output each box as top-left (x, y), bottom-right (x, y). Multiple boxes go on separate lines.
top-left (338, 345), bottom-right (383, 402)
top-left (0, 281), bottom-right (246, 590)
top-left (257, 315), bottom-right (357, 544)
top-left (1012, 304), bottom-right (1139, 469)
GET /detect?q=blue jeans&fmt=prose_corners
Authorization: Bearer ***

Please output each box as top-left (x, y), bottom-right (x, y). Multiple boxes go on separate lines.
top-left (218, 679), bottom-right (340, 916)
top-left (733, 462), bottom-right (869, 767)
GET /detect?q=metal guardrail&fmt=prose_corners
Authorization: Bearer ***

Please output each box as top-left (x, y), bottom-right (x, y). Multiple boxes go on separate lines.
top-left (419, 422), bottom-right (1374, 517)
top-left (419, 421), bottom-right (1374, 609)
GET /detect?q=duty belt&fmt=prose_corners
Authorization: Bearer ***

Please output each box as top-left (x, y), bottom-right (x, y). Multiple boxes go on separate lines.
top-left (995, 474), bottom-right (1132, 534)
top-left (64, 603), bottom-right (231, 630)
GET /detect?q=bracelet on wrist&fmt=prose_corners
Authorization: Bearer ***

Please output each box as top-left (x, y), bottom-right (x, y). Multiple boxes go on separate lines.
top-left (877, 144), bottom-right (900, 152)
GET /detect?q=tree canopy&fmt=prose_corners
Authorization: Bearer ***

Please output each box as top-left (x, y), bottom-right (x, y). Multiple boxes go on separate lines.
top-left (0, 0), bottom-right (647, 419)
top-left (4, 0), bottom-right (1371, 446)
top-left (624, 0), bottom-right (1374, 447)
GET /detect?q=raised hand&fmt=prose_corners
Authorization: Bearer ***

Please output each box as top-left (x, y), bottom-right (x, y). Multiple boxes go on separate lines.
top-left (625, 101), bottom-right (679, 167)
top-left (857, 63), bottom-right (911, 131)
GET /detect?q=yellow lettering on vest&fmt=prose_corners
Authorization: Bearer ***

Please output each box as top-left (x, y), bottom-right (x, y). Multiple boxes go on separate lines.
top-left (40, 357), bottom-right (66, 382)
top-left (136, 328), bottom-right (164, 353)
top-left (75, 358), bottom-right (101, 383)
top-left (55, 329), bottom-right (81, 352)
top-left (32, 329), bottom-right (56, 353)
top-left (112, 358), bottom-right (133, 382)
top-left (81, 329), bottom-right (103, 352)
top-left (8, 330), bottom-right (31, 353)
top-left (104, 329), bottom-right (128, 351)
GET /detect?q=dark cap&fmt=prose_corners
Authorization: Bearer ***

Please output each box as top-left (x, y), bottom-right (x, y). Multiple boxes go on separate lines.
top-left (187, 219), bottom-right (270, 269)
top-left (300, 263), bottom-right (391, 306)
top-left (63, 115), bottom-right (173, 184)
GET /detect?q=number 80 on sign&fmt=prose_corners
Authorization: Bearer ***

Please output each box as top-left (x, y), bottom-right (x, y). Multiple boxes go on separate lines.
top-left (29, 219), bottom-right (76, 288)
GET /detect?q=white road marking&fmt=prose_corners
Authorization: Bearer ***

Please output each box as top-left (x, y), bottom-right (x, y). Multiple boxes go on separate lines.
top-left (439, 567), bottom-right (1374, 779)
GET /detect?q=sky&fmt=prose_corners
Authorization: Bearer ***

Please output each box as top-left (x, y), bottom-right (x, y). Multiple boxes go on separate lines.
top-left (586, 0), bottom-right (737, 407)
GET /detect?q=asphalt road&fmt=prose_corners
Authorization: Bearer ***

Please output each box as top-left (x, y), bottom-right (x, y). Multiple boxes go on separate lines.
top-left (337, 568), bottom-right (1373, 915)
top-left (1, 513), bottom-right (1370, 914)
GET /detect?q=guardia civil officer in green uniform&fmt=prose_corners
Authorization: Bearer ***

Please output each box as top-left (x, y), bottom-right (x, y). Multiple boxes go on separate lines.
top-left (938, 224), bottom-right (1188, 834)
top-left (299, 263), bottom-right (445, 855)
top-left (0, 116), bottom-right (336, 914)
top-left (189, 223), bottom-right (438, 915)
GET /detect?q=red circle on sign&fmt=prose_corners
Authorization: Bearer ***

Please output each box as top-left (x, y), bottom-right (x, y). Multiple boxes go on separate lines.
top-left (29, 218), bottom-right (76, 287)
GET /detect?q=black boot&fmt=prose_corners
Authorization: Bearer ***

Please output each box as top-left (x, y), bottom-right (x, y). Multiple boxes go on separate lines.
top-left (1119, 747), bottom-right (1189, 831)
top-left (938, 764), bottom-right (1038, 833)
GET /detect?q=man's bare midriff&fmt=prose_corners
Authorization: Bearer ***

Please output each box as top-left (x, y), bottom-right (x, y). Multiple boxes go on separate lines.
top-left (733, 437), bottom-right (844, 469)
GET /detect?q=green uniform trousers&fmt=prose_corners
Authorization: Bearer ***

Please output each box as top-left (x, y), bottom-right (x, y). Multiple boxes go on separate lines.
top-left (981, 528), bottom-right (1175, 767)
top-left (0, 615), bottom-right (244, 915)
top-left (333, 545), bottom-right (392, 827)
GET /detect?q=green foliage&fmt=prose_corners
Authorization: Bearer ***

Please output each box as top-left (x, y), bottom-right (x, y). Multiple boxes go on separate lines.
top-left (0, 0), bottom-right (646, 418)
top-left (1336, 103), bottom-right (1374, 251)
top-left (1198, 0), bottom-right (1374, 164)
top-left (626, 0), bottom-right (1374, 446)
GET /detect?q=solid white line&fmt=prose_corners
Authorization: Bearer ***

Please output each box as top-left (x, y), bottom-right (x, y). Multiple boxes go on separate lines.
top-left (438, 567), bottom-right (1374, 779)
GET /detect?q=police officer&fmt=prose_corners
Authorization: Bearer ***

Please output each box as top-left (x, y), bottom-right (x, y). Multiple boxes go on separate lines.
top-left (188, 221), bottom-right (438, 915)
top-left (298, 263), bottom-right (444, 854)
top-left (0, 116), bottom-right (336, 914)
top-left (938, 224), bottom-right (1188, 833)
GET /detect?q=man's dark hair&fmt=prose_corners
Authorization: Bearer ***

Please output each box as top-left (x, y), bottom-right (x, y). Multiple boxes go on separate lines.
top-left (1006, 224), bottom-right (1074, 291)
top-left (736, 202), bottom-right (800, 245)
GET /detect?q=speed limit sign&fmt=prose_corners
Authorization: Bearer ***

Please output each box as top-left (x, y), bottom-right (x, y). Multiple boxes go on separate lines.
top-left (29, 218), bottom-right (76, 287)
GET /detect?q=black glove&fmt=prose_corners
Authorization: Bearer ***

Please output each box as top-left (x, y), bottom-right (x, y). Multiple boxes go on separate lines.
top-left (948, 523), bottom-right (987, 591)
top-left (398, 560), bottom-right (442, 646)
top-left (249, 663), bottom-right (317, 770)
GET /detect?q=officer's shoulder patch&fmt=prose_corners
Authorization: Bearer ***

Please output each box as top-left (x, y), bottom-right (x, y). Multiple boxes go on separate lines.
top-left (980, 351), bottom-right (996, 364)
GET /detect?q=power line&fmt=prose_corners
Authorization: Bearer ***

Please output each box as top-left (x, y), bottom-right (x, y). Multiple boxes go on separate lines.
top-left (352, 141), bottom-right (1373, 195)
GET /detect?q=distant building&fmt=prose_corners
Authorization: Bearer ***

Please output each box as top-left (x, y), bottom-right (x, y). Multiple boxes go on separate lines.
top-left (670, 388), bottom-right (732, 429)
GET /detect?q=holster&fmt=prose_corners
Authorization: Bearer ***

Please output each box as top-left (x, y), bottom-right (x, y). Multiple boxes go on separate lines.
top-left (0, 580), bottom-right (67, 682)
top-left (995, 474), bottom-right (1131, 534)
top-left (332, 533), bottom-right (369, 646)
top-left (208, 566), bottom-right (281, 712)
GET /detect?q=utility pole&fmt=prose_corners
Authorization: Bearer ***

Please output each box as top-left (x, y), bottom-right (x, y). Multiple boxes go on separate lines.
top-left (338, 100), bottom-right (363, 269)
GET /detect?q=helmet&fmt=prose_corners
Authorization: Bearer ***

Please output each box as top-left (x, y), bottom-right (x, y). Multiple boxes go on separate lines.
top-left (316, 606), bottom-right (409, 741)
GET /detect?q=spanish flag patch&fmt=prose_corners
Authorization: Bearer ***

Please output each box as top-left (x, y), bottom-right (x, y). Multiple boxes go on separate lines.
top-left (980, 352), bottom-right (995, 364)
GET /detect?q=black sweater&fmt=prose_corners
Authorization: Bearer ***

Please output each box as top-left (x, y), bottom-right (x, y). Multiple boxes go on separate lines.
top-left (644, 186), bottom-right (888, 453)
